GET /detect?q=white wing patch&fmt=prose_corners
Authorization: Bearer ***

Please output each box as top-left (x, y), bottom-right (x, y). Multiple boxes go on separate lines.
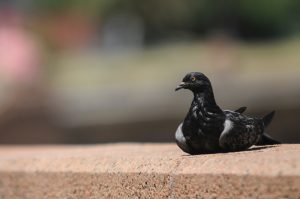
top-left (220, 119), bottom-right (233, 139)
top-left (175, 123), bottom-right (186, 144)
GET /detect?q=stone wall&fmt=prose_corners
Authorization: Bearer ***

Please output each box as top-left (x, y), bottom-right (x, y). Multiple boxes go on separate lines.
top-left (0, 144), bottom-right (299, 198)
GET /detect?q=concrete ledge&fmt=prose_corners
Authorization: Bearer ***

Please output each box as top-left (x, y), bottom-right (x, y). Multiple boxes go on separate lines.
top-left (0, 144), bottom-right (299, 198)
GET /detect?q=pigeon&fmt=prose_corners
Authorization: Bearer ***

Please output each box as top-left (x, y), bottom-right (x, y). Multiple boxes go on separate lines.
top-left (175, 72), bottom-right (280, 154)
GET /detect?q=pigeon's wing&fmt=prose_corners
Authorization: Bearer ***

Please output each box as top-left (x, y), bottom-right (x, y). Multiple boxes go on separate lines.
top-left (219, 111), bottom-right (263, 151)
top-left (234, 107), bottom-right (247, 114)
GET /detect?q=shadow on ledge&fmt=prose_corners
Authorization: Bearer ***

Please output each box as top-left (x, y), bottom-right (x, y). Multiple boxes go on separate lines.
top-left (182, 145), bottom-right (280, 157)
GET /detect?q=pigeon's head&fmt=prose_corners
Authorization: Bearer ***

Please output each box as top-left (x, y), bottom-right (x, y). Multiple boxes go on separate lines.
top-left (175, 72), bottom-right (211, 92)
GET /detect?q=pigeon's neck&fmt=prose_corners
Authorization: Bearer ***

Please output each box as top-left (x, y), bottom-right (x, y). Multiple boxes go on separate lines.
top-left (192, 87), bottom-right (223, 114)
top-left (193, 87), bottom-right (217, 107)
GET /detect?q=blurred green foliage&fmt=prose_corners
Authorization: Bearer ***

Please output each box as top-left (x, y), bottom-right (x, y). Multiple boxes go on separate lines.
top-left (30, 0), bottom-right (300, 40)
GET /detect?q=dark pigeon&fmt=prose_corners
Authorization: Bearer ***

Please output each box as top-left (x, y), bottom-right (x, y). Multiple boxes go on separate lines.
top-left (175, 72), bottom-right (280, 155)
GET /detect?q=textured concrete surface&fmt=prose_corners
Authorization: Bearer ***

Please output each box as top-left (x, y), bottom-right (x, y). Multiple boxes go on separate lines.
top-left (0, 144), bottom-right (299, 199)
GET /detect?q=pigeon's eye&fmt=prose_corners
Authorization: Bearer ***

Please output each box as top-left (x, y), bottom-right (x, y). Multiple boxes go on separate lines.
top-left (191, 77), bottom-right (196, 82)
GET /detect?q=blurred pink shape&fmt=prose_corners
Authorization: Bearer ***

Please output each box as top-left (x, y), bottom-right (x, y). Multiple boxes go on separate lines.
top-left (41, 11), bottom-right (95, 49)
top-left (0, 22), bottom-right (41, 85)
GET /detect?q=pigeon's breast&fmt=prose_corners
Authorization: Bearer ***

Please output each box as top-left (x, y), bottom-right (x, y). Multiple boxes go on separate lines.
top-left (175, 123), bottom-right (192, 154)
top-left (175, 123), bottom-right (185, 144)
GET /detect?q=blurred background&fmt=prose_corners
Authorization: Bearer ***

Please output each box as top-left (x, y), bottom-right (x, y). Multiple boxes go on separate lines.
top-left (0, 0), bottom-right (299, 144)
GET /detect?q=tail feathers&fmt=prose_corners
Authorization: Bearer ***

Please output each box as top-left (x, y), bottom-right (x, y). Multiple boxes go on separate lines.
top-left (235, 106), bottom-right (247, 114)
top-left (258, 111), bottom-right (280, 145)
top-left (256, 133), bottom-right (281, 145)
top-left (262, 111), bottom-right (275, 128)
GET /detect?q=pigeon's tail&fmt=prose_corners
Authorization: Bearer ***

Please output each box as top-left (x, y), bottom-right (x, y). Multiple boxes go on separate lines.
top-left (235, 106), bottom-right (247, 114)
top-left (256, 133), bottom-right (281, 145)
top-left (262, 111), bottom-right (275, 128)
top-left (257, 111), bottom-right (281, 145)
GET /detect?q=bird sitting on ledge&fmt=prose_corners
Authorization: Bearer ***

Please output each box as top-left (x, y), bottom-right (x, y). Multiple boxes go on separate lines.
top-left (175, 72), bottom-right (280, 155)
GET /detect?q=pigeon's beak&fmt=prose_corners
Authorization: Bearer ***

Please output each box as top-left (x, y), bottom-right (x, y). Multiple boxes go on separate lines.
top-left (175, 82), bottom-right (186, 91)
